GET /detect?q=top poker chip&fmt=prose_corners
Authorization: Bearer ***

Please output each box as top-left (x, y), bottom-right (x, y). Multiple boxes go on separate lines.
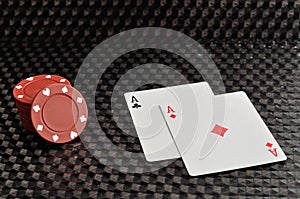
top-left (13, 74), bottom-right (71, 104)
top-left (30, 84), bottom-right (88, 143)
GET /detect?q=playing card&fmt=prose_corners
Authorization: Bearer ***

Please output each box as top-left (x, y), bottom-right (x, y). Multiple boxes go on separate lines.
top-left (159, 82), bottom-right (215, 157)
top-left (124, 89), bottom-right (180, 161)
top-left (124, 82), bottom-right (214, 161)
top-left (162, 91), bottom-right (287, 176)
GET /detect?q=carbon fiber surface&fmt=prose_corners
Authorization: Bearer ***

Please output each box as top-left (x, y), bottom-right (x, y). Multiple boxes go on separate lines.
top-left (1, 0), bottom-right (299, 40)
top-left (0, 39), bottom-right (299, 198)
top-left (0, 0), bottom-right (300, 198)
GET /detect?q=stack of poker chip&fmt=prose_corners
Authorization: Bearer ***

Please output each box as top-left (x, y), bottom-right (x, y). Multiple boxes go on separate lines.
top-left (13, 75), bottom-right (88, 143)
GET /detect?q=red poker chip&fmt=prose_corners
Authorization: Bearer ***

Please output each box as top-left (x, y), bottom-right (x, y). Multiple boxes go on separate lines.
top-left (19, 116), bottom-right (35, 132)
top-left (16, 102), bottom-right (31, 111)
top-left (19, 115), bottom-right (33, 123)
top-left (18, 112), bottom-right (30, 121)
top-left (13, 74), bottom-right (71, 105)
top-left (20, 115), bottom-right (32, 122)
top-left (21, 121), bottom-right (35, 132)
top-left (16, 101), bottom-right (31, 109)
top-left (31, 84), bottom-right (88, 143)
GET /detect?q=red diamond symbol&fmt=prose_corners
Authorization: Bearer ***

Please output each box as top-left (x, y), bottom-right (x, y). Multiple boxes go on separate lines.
top-left (211, 124), bottom-right (228, 137)
top-left (265, 142), bottom-right (273, 148)
top-left (170, 114), bottom-right (176, 119)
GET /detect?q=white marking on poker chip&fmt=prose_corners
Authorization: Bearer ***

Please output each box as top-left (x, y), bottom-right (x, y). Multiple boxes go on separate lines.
top-left (42, 88), bottom-right (50, 96)
top-left (80, 115), bottom-right (87, 123)
top-left (26, 77), bottom-right (34, 81)
top-left (70, 131), bottom-right (78, 139)
top-left (17, 95), bottom-right (24, 99)
top-left (45, 75), bottom-right (51, 79)
top-left (61, 86), bottom-right (68, 93)
top-left (33, 105), bottom-right (41, 113)
top-left (60, 78), bottom-right (66, 82)
top-left (76, 97), bottom-right (83, 103)
top-left (37, 124), bottom-right (43, 131)
top-left (15, 85), bottom-right (22, 89)
top-left (52, 134), bottom-right (59, 142)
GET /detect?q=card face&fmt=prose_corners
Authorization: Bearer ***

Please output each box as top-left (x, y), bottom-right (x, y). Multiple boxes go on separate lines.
top-left (159, 83), bottom-right (214, 157)
top-left (124, 82), bottom-right (214, 162)
top-left (163, 91), bottom-right (287, 176)
top-left (124, 89), bottom-right (181, 161)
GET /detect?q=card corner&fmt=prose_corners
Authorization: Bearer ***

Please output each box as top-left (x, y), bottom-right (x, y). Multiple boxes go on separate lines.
top-left (186, 168), bottom-right (200, 177)
top-left (124, 92), bottom-right (131, 98)
top-left (144, 155), bottom-right (156, 162)
top-left (238, 91), bottom-right (248, 97)
top-left (282, 154), bottom-right (288, 161)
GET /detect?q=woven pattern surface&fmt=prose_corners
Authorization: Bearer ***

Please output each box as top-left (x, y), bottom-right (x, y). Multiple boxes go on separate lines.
top-left (0, 39), bottom-right (299, 198)
top-left (1, 0), bottom-right (300, 198)
top-left (1, 0), bottom-right (300, 40)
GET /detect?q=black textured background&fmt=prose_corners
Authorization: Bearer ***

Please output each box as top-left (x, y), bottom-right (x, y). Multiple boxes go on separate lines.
top-left (0, 0), bottom-right (300, 198)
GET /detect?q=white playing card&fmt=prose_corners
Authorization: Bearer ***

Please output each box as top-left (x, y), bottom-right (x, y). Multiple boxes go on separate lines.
top-left (159, 82), bottom-right (215, 157)
top-left (124, 82), bottom-right (214, 162)
top-left (124, 89), bottom-right (180, 161)
top-left (162, 91), bottom-right (287, 176)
